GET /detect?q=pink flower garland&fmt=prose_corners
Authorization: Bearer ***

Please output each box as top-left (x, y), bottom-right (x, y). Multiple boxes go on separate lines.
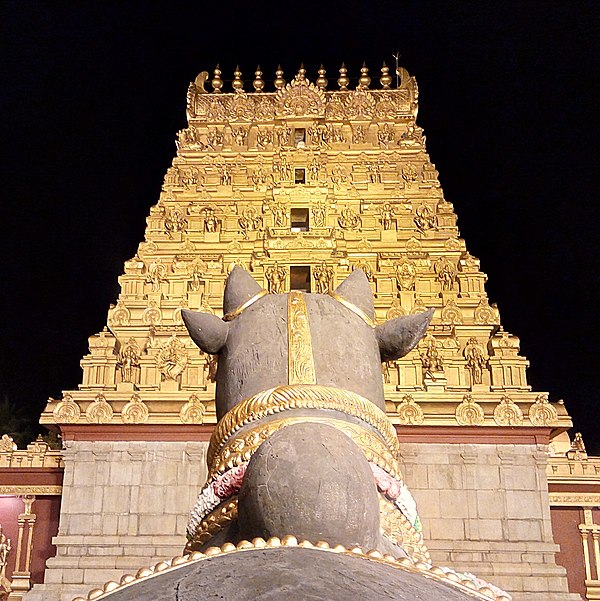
top-left (212, 463), bottom-right (247, 498)
top-left (370, 463), bottom-right (401, 499)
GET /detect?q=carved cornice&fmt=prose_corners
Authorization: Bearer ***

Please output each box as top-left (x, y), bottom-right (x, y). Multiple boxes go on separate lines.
top-left (0, 436), bottom-right (63, 468)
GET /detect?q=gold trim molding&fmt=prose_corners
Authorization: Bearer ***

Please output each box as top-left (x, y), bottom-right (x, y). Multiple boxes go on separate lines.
top-left (208, 384), bottom-right (399, 468)
top-left (0, 486), bottom-right (62, 496)
top-left (549, 493), bottom-right (600, 507)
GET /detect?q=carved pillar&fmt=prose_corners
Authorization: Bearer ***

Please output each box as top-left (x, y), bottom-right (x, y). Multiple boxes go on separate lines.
top-left (7, 495), bottom-right (35, 600)
top-left (579, 508), bottom-right (600, 600)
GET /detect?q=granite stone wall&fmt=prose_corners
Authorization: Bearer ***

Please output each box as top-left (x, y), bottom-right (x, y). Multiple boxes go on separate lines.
top-left (400, 442), bottom-right (581, 601)
top-left (26, 440), bottom-right (581, 601)
top-left (26, 440), bottom-right (208, 601)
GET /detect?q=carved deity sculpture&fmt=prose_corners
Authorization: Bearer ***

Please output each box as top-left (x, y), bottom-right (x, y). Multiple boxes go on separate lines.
top-left (377, 123), bottom-right (395, 147)
top-left (203, 208), bottom-right (220, 233)
top-left (117, 338), bottom-right (141, 384)
top-left (434, 257), bottom-right (457, 292)
top-left (265, 262), bottom-right (286, 294)
top-left (145, 262), bottom-right (167, 292)
top-left (330, 164), bottom-right (348, 186)
top-left (0, 526), bottom-right (11, 587)
top-left (313, 261), bottom-right (334, 294)
top-left (338, 206), bottom-right (361, 230)
top-left (238, 207), bottom-right (262, 239)
top-left (308, 158), bottom-right (322, 182)
top-left (231, 127), bottom-right (248, 146)
top-left (188, 258), bottom-right (207, 291)
top-left (379, 202), bottom-right (396, 230)
top-left (367, 162), bottom-right (382, 183)
top-left (271, 201), bottom-right (287, 227)
top-left (311, 200), bottom-right (327, 227)
top-left (156, 337), bottom-right (188, 381)
top-left (573, 432), bottom-right (586, 453)
top-left (395, 260), bottom-right (416, 293)
top-left (164, 208), bottom-right (187, 239)
top-left (352, 124), bottom-right (366, 143)
top-left (464, 337), bottom-right (486, 385)
top-left (414, 204), bottom-right (437, 231)
top-left (420, 334), bottom-right (444, 378)
top-left (220, 164), bottom-right (232, 185)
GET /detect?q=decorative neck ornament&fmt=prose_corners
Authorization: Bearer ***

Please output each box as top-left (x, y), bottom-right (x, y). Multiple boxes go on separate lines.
top-left (222, 289), bottom-right (268, 321)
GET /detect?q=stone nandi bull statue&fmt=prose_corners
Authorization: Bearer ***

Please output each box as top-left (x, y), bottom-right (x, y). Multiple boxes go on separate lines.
top-left (74, 267), bottom-right (511, 601)
top-left (182, 266), bottom-right (433, 558)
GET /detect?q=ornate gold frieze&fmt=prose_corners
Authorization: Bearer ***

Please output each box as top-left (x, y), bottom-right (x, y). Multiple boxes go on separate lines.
top-left (0, 436), bottom-right (62, 469)
top-left (187, 498), bottom-right (238, 548)
top-left (378, 496), bottom-right (429, 563)
top-left (207, 385), bottom-right (399, 468)
top-left (548, 494), bottom-right (600, 507)
top-left (0, 486), bottom-right (62, 496)
top-left (287, 291), bottom-right (316, 385)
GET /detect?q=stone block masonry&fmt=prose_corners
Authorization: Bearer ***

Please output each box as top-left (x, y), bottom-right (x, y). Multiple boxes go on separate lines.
top-left (26, 438), bottom-right (582, 601)
top-left (400, 442), bottom-right (581, 601)
top-left (25, 440), bottom-right (208, 601)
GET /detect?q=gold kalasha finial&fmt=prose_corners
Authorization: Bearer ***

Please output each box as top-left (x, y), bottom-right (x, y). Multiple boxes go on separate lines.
top-left (358, 62), bottom-right (371, 89)
top-left (380, 61), bottom-right (392, 89)
top-left (274, 65), bottom-right (286, 90)
top-left (253, 66), bottom-right (265, 93)
top-left (337, 62), bottom-right (349, 91)
top-left (212, 65), bottom-right (223, 93)
top-left (232, 66), bottom-right (244, 93)
top-left (316, 65), bottom-right (328, 90)
top-left (296, 63), bottom-right (306, 81)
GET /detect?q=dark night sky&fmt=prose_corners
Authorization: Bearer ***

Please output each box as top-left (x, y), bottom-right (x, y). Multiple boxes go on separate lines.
top-left (1, 2), bottom-right (599, 452)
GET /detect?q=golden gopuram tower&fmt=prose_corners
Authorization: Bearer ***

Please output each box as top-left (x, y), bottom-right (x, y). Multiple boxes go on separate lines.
top-left (21, 63), bottom-right (593, 601)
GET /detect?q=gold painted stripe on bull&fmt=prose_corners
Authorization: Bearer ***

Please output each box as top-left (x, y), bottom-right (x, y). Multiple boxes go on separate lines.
top-left (287, 291), bottom-right (317, 385)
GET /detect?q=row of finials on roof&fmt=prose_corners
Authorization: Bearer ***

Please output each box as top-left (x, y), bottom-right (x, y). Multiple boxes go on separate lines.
top-left (195, 62), bottom-right (412, 94)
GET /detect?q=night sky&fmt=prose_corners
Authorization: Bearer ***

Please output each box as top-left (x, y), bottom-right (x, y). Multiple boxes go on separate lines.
top-left (2, 2), bottom-right (599, 452)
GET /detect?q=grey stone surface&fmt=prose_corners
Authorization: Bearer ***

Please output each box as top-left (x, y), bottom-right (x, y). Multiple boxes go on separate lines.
top-left (375, 308), bottom-right (435, 362)
top-left (238, 423), bottom-right (380, 550)
top-left (181, 310), bottom-right (229, 355)
top-left (97, 547), bottom-right (483, 601)
top-left (332, 267), bottom-right (375, 320)
top-left (182, 267), bottom-right (433, 418)
top-left (223, 265), bottom-right (264, 315)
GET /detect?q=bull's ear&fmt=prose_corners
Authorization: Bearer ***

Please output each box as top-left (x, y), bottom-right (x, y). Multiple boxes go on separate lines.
top-left (333, 268), bottom-right (375, 322)
top-left (182, 309), bottom-right (229, 354)
top-left (375, 308), bottom-right (434, 362)
top-left (224, 266), bottom-right (263, 315)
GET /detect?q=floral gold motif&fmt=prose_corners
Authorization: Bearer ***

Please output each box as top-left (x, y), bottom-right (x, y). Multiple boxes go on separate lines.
top-left (493, 395), bottom-right (524, 426)
top-left (208, 385), bottom-right (399, 469)
top-left (179, 394), bottom-right (206, 424)
top-left (455, 394), bottom-right (485, 426)
top-left (287, 292), bottom-right (316, 385)
top-left (121, 394), bottom-right (149, 424)
top-left (85, 394), bottom-right (113, 424)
